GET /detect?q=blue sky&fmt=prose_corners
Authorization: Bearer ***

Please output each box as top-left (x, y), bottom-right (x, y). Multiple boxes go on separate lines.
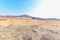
top-left (0, 0), bottom-right (60, 18)
top-left (0, 0), bottom-right (39, 15)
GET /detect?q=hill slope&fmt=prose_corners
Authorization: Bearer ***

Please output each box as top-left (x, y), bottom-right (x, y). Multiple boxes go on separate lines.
top-left (0, 15), bottom-right (60, 40)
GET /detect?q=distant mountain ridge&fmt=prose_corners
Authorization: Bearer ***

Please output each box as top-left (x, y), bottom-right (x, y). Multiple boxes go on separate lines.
top-left (19, 14), bottom-right (60, 20)
top-left (0, 14), bottom-right (59, 20)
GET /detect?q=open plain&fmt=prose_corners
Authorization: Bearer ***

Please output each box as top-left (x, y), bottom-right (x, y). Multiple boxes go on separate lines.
top-left (0, 15), bottom-right (60, 40)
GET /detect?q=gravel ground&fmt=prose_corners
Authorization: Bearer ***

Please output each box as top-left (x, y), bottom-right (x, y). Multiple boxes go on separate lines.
top-left (0, 24), bottom-right (60, 40)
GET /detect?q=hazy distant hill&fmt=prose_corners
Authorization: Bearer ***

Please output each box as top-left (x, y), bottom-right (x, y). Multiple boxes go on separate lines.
top-left (3, 14), bottom-right (59, 20)
top-left (0, 15), bottom-right (60, 40)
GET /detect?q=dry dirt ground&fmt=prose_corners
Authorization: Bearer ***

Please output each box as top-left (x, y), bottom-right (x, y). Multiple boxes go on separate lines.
top-left (0, 16), bottom-right (60, 40)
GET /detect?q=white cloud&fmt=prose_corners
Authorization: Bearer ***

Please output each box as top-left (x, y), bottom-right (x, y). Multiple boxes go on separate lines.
top-left (29, 0), bottom-right (60, 18)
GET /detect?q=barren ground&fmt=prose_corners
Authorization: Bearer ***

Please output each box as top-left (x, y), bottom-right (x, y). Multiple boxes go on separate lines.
top-left (0, 16), bottom-right (60, 40)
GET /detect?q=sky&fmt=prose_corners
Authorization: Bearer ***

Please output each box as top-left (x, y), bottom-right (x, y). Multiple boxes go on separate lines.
top-left (0, 0), bottom-right (40, 15)
top-left (29, 0), bottom-right (60, 18)
top-left (0, 0), bottom-right (60, 18)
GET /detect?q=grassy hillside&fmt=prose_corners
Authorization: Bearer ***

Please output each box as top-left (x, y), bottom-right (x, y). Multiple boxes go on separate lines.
top-left (0, 16), bottom-right (60, 40)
